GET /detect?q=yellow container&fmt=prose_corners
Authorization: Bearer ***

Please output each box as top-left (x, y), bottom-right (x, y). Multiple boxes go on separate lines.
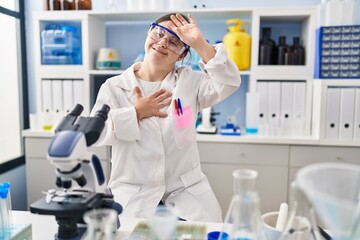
top-left (223, 19), bottom-right (251, 70)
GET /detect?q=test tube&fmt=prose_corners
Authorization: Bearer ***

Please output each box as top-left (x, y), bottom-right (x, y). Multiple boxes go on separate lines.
top-left (0, 182), bottom-right (12, 236)
top-left (3, 182), bottom-right (12, 225)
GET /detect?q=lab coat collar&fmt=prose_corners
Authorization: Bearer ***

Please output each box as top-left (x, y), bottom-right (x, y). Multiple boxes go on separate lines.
top-left (115, 62), bottom-right (179, 92)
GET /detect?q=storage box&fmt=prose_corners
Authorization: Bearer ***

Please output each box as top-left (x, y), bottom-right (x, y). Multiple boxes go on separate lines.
top-left (315, 25), bottom-right (360, 79)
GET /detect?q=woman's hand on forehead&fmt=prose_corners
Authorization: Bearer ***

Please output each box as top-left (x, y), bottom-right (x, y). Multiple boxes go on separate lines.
top-left (166, 13), bottom-right (205, 50)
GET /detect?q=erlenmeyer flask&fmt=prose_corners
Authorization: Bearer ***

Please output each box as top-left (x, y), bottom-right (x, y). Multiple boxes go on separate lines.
top-left (220, 169), bottom-right (265, 240)
top-left (280, 182), bottom-right (321, 240)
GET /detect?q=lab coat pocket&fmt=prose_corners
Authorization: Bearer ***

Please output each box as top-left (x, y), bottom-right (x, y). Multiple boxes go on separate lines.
top-left (172, 105), bottom-right (196, 148)
top-left (180, 166), bottom-right (211, 196)
top-left (109, 182), bottom-right (141, 210)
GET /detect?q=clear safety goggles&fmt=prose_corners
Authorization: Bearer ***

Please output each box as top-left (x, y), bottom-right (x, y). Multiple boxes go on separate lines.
top-left (148, 23), bottom-right (189, 54)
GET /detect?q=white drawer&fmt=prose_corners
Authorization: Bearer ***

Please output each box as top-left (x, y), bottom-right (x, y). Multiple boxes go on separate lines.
top-left (25, 137), bottom-right (110, 159)
top-left (198, 142), bottom-right (289, 166)
top-left (290, 145), bottom-right (360, 167)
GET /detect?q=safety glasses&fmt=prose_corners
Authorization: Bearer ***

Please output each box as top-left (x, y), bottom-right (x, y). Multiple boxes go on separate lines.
top-left (148, 23), bottom-right (189, 54)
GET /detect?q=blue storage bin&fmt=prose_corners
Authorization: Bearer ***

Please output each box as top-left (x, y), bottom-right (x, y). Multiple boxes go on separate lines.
top-left (41, 24), bottom-right (82, 65)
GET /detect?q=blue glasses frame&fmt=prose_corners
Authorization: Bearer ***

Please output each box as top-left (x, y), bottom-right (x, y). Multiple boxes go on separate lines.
top-left (149, 22), bottom-right (190, 52)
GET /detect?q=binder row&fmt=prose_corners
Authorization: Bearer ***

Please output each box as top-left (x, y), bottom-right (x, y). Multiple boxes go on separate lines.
top-left (257, 80), bottom-right (307, 136)
top-left (41, 79), bottom-right (84, 114)
top-left (325, 87), bottom-right (360, 141)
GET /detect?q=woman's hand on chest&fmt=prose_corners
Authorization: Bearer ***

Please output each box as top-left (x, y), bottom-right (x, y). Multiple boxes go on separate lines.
top-left (133, 86), bottom-right (172, 121)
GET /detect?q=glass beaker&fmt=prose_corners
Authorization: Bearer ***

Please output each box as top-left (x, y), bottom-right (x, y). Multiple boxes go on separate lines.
top-left (280, 182), bottom-right (321, 240)
top-left (149, 206), bottom-right (178, 240)
top-left (220, 169), bottom-right (265, 240)
top-left (82, 208), bottom-right (117, 240)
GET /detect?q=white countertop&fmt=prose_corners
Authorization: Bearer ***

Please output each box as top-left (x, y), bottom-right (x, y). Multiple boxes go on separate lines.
top-left (12, 211), bottom-right (223, 239)
top-left (22, 129), bottom-right (360, 147)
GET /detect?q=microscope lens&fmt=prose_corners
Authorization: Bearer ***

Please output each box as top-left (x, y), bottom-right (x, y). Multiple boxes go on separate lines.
top-left (62, 180), bottom-right (72, 189)
top-left (75, 175), bottom-right (87, 187)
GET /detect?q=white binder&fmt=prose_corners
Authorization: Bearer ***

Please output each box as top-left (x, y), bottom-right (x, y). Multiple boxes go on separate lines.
top-left (280, 82), bottom-right (294, 135)
top-left (51, 80), bottom-right (63, 114)
top-left (293, 82), bottom-right (306, 135)
top-left (73, 80), bottom-right (84, 107)
top-left (62, 80), bottom-right (74, 113)
top-left (257, 81), bottom-right (269, 125)
top-left (325, 87), bottom-right (341, 139)
top-left (41, 80), bottom-right (52, 112)
top-left (339, 88), bottom-right (355, 140)
top-left (268, 81), bottom-right (281, 136)
top-left (354, 88), bottom-right (360, 140)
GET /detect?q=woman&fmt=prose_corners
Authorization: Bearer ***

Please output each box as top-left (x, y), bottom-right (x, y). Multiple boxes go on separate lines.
top-left (91, 13), bottom-right (241, 222)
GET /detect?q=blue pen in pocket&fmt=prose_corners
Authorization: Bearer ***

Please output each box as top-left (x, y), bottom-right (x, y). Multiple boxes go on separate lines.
top-left (177, 98), bottom-right (183, 115)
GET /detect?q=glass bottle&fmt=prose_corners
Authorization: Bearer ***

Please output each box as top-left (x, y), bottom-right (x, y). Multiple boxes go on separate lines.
top-left (259, 28), bottom-right (276, 65)
top-left (291, 37), bottom-right (305, 65)
top-left (277, 36), bottom-right (289, 65)
top-left (82, 209), bottom-right (117, 240)
top-left (50, 0), bottom-right (62, 10)
top-left (280, 182), bottom-right (321, 240)
top-left (76, 0), bottom-right (92, 10)
top-left (62, 0), bottom-right (76, 10)
top-left (220, 169), bottom-right (265, 240)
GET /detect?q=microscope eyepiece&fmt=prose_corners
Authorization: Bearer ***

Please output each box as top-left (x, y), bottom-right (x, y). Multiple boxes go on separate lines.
top-left (69, 104), bottom-right (84, 116)
top-left (75, 175), bottom-right (87, 187)
top-left (95, 104), bottom-right (110, 122)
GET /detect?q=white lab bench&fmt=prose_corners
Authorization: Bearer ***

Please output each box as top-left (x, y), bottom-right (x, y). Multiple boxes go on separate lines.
top-left (12, 211), bottom-right (223, 239)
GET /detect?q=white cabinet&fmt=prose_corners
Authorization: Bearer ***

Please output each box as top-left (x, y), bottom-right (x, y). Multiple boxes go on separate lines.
top-left (198, 142), bottom-right (289, 217)
top-left (288, 145), bottom-right (360, 199)
top-left (24, 135), bottom-right (111, 207)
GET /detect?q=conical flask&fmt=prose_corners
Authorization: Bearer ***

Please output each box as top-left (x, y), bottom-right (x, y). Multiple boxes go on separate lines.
top-left (280, 182), bottom-right (321, 240)
top-left (219, 169), bottom-right (265, 240)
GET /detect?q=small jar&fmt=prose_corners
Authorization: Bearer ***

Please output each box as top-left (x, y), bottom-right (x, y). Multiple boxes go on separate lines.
top-left (76, 0), bottom-right (92, 10)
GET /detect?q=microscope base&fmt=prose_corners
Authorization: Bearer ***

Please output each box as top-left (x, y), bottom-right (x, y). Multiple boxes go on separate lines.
top-left (196, 125), bottom-right (217, 134)
top-left (30, 192), bottom-right (118, 239)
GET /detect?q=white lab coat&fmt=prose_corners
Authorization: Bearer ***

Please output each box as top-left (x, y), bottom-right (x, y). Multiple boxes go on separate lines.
top-left (91, 43), bottom-right (241, 222)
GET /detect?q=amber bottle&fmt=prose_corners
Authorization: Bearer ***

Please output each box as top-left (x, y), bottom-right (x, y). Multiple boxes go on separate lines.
top-left (76, 0), bottom-right (92, 10)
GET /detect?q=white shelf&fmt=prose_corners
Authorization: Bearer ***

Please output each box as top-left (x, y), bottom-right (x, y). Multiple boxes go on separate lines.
top-left (89, 69), bottom-right (124, 75)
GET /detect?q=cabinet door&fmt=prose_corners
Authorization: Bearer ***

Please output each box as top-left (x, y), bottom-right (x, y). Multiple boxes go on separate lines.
top-left (290, 145), bottom-right (360, 167)
top-left (198, 142), bottom-right (289, 218)
top-left (202, 163), bottom-right (288, 219)
top-left (26, 157), bottom-right (57, 206)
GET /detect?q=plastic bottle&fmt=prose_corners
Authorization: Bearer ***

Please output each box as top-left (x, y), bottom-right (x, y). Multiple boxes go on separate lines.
top-left (223, 19), bottom-right (251, 70)
top-left (277, 36), bottom-right (289, 65)
top-left (259, 28), bottom-right (276, 65)
top-left (291, 37), bottom-right (305, 65)
top-left (220, 169), bottom-right (265, 240)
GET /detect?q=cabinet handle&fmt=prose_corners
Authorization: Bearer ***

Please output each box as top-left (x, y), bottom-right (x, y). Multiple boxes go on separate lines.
top-left (336, 156), bottom-right (343, 161)
top-left (240, 153), bottom-right (246, 158)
